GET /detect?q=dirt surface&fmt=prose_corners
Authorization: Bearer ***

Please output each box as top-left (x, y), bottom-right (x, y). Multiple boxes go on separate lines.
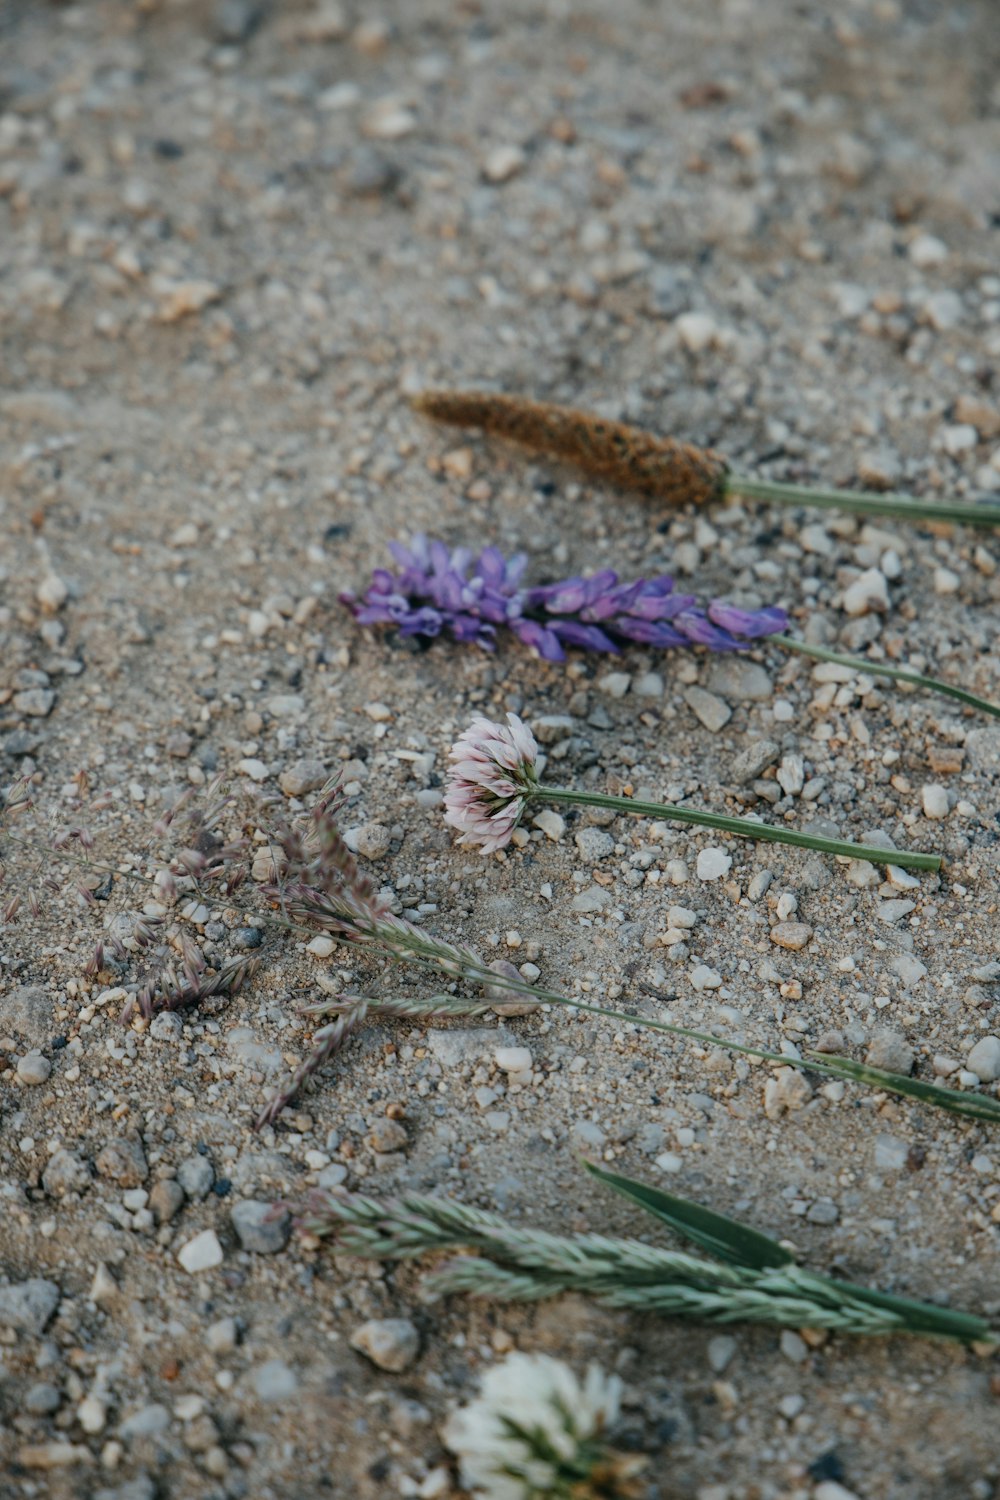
top-left (2, 2), bottom-right (1000, 1498)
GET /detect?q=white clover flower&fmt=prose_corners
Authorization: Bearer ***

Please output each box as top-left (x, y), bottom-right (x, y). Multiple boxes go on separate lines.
top-left (442, 1351), bottom-right (635, 1499)
top-left (443, 713), bottom-right (540, 854)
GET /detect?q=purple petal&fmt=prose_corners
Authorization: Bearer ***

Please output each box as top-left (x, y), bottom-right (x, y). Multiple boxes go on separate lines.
top-left (673, 610), bottom-right (744, 651)
top-left (550, 620), bottom-right (620, 654)
top-left (539, 578), bottom-right (589, 614)
top-left (708, 602), bottom-right (789, 638)
top-left (610, 616), bottom-right (689, 648)
top-left (512, 618), bottom-right (565, 661)
top-left (475, 547), bottom-right (508, 587)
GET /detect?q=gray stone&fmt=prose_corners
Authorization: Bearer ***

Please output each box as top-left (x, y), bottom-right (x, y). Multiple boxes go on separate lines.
top-left (965, 728), bottom-right (1000, 773)
top-left (350, 1318), bottom-right (420, 1373)
top-left (707, 1335), bottom-right (737, 1373)
top-left (278, 758), bottom-right (328, 797)
top-left (213, 0), bottom-right (265, 44)
top-left (707, 660), bottom-right (773, 701)
top-left (316, 1163), bottom-right (349, 1189)
top-left (730, 739), bottom-right (779, 783)
top-left (874, 1134), bottom-right (909, 1171)
top-left (0, 1278), bottom-right (60, 1335)
top-left (16, 1052), bottom-right (51, 1085)
top-left (42, 1149), bottom-right (91, 1197)
top-left (177, 1155), bottom-right (214, 1200)
top-left (95, 1136), bottom-right (148, 1187)
top-left (684, 686), bottom-right (732, 732)
top-left (966, 1036), bottom-right (1000, 1083)
top-left (877, 899), bottom-right (915, 924)
top-left (251, 1359), bottom-right (299, 1401)
top-left (572, 1120), bottom-right (606, 1152)
top-left (12, 689), bottom-right (56, 717)
top-left (532, 715), bottom-right (575, 745)
top-left (119, 1403), bottom-right (170, 1440)
top-left (4, 985), bottom-right (51, 1045)
top-left (150, 1012), bottom-right (184, 1042)
top-left (806, 1198), bottom-right (840, 1225)
top-left (865, 1030), bottom-right (915, 1075)
top-left (23, 1382), bottom-right (62, 1415)
top-left (570, 885), bottom-right (609, 913)
top-left (574, 826), bottom-right (615, 862)
top-left (231, 1199), bottom-right (291, 1254)
top-left (94, 1478), bottom-right (156, 1500)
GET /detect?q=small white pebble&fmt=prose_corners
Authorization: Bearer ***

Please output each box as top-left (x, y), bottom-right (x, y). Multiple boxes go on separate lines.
top-left (482, 144), bottom-right (526, 183)
top-left (933, 566), bottom-right (961, 594)
top-left (236, 758), bottom-right (269, 782)
top-left (921, 784), bottom-right (950, 820)
top-left (597, 671), bottom-right (631, 699)
top-left (908, 233), bottom-right (948, 268)
top-left (667, 905), bottom-right (697, 929)
top-left (532, 809), bottom-right (565, 841)
top-left (675, 311), bottom-right (720, 353)
top-left (177, 1230), bottom-right (224, 1274)
top-left (494, 1046), bottom-right (532, 1074)
top-left (696, 848), bottom-right (732, 881)
top-left (77, 1397), bottom-right (107, 1435)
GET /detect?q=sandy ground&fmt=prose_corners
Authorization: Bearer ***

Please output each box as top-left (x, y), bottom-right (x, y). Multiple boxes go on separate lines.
top-left (2, 2), bottom-right (1000, 1497)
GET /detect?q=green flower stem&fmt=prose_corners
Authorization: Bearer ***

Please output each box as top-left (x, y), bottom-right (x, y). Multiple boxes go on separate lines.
top-left (530, 785), bottom-right (941, 871)
top-left (727, 473), bottom-right (1000, 529)
top-left (775, 636), bottom-right (1000, 720)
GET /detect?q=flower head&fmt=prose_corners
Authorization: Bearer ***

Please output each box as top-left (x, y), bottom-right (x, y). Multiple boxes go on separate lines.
top-left (444, 714), bottom-right (539, 854)
top-left (343, 534), bottom-right (788, 662)
top-left (442, 1351), bottom-right (639, 1500)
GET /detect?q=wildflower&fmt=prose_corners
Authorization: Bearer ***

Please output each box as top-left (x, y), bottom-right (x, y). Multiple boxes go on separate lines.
top-left (344, 537), bottom-right (1000, 721)
top-left (443, 713), bottom-right (941, 872)
top-left (443, 713), bottom-right (540, 854)
top-left (342, 534), bottom-right (786, 662)
top-left (441, 1351), bottom-right (641, 1500)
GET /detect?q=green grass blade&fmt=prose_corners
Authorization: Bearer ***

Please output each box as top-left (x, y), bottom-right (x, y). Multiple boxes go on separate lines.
top-left (796, 1270), bottom-right (995, 1344)
top-left (583, 1161), bottom-right (793, 1271)
top-left (806, 1053), bottom-right (1000, 1124)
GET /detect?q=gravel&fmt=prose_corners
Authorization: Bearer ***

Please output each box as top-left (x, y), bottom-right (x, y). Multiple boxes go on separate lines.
top-left (350, 1319), bottom-right (421, 1373)
top-left (16, 1053), bottom-right (52, 1085)
top-left (176, 1156), bottom-right (215, 1201)
top-left (966, 1037), bottom-right (1000, 1083)
top-left (231, 1200), bottom-right (291, 1254)
top-left (0, 1279), bottom-right (61, 1335)
top-left (176, 1231), bottom-right (224, 1274)
top-left (0, 4), bottom-right (998, 1496)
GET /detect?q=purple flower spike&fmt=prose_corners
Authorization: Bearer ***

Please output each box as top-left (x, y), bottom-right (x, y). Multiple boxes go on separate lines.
top-left (343, 535), bottom-right (789, 663)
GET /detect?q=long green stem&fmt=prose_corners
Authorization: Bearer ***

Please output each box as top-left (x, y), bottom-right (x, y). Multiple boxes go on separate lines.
top-left (774, 636), bottom-right (1000, 719)
top-left (532, 785), bottom-right (940, 871)
top-left (727, 473), bottom-right (1000, 529)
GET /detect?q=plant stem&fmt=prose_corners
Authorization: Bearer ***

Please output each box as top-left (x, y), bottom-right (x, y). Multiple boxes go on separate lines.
top-left (727, 473), bottom-right (1000, 529)
top-left (531, 786), bottom-right (940, 871)
top-left (774, 636), bottom-right (1000, 719)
